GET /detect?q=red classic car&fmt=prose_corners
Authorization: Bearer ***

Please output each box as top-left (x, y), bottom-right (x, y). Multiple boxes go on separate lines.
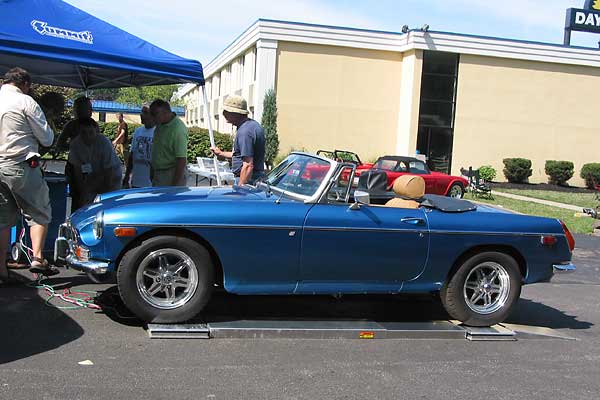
top-left (355, 156), bottom-right (468, 198)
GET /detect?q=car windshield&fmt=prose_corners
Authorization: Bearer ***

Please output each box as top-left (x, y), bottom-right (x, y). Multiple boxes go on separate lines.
top-left (266, 154), bottom-right (331, 197)
top-left (374, 159), bottom-right (404, 172)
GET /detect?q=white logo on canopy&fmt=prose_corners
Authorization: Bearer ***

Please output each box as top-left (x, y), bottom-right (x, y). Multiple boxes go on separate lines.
top-left (31, 20), bottom-right (93, 44)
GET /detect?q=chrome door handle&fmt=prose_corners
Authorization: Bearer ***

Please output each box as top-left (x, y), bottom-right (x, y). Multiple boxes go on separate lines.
top-left (400, 217), bottom-right (425, 225)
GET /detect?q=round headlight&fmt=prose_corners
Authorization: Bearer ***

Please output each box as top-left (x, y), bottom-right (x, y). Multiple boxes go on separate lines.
top-left (92, 211), bottom-right (104, 240)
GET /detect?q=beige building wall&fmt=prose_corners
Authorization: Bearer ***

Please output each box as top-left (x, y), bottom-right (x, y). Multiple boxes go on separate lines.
top-left (275, 42), bottom-right (403, 162)
top-left (453, 54), bottom-right (600, 187)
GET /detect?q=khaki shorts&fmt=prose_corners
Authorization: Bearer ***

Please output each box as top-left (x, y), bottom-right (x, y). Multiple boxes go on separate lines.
top-left (152, 167), bottom-right (186, 187)
top-left (0, 162), bottom-right (52, 229)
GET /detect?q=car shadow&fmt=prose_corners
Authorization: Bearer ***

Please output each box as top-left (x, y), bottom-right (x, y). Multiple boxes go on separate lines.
top-left (80, 286), bottom-right (594, 332)
top-left (0, 280), bottom-right (84, 365)
top-left (506, 298), bottom-right (593, 330)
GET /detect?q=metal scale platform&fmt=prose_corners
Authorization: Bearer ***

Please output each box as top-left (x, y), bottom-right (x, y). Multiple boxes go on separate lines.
top-left (146, 319), bottom-right (574, 341)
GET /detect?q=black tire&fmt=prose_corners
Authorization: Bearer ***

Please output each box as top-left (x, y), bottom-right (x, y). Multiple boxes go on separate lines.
top-left (10, 242), bottom-right (28, 264)
top-left (117, 235), bottom-right (214, 323)
top-left (441, 251), bottom-right (521, 327)
top-left (447, 182), bottom-right (465, 199)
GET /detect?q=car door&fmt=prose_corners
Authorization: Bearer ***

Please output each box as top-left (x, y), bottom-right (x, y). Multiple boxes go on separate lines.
top-left (297, 203), bottom-right (430, 294)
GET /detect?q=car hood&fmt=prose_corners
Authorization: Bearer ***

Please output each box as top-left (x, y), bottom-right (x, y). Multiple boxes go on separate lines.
top-left (69, 185), bottom-right (270, 227)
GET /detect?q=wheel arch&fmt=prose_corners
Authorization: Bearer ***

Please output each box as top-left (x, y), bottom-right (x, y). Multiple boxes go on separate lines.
top-left (444, 245), bottom-right (527, 285)
top-left (114, 228), bottom-right (224, 286)
top-left (443, 179), bottom-right (466, 196)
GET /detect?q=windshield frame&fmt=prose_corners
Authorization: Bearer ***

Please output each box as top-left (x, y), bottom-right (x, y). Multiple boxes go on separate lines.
top-left (259, 152), bottom-right (337, 203)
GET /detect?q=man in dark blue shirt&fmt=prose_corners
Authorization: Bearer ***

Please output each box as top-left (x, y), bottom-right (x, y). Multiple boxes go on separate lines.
top-left (211, 95), bottom-right (266, 185)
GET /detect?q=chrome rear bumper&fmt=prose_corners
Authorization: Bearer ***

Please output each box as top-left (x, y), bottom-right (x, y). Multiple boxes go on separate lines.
top-left (553, 262), bottom-right (576, 273)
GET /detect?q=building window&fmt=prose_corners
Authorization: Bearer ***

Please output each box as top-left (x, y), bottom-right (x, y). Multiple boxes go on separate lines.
top-left (416, 51), bottom-right (459, 174)
top-left (98, 112), bottom-right (106, 122)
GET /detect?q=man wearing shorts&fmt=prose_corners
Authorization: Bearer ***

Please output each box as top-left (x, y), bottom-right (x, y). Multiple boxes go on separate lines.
top-left (0, 67), bottom-right (57, 283)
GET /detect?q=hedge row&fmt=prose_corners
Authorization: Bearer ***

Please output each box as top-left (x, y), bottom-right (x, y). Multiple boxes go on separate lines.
top-left (98, 122), bottom-right (233, 164)
top-left (500, 158), bottom-right (600, 188)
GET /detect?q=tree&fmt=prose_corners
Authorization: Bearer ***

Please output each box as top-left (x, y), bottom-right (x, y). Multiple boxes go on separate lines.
top-left (115, 84), bottom-right (182, 106)
top-left (31, 84), bottom-right (77, 131)
top-left (261, 89), bottom-right (279, 169)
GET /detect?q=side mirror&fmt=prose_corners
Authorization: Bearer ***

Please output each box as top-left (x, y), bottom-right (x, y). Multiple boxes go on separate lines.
top-left (349, 190), bottom-right (370, 210)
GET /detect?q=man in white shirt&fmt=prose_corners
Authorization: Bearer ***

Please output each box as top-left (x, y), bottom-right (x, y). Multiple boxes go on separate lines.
top-left (123, 104), bottom-right (156, 188)
top-left (0, 67), bottom-right (57, 282)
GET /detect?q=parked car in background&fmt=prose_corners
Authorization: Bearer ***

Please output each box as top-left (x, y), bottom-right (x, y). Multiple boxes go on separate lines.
top-left (355, 156), bottom-right (468, 198)
top-left (55, 152), bottom-right (575, 326)
top-left (316, 149), bottom-right (373, 169)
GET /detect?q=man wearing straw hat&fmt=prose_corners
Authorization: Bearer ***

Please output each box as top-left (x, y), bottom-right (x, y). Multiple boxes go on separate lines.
top-left (211, 95), bottom-right (265, 185)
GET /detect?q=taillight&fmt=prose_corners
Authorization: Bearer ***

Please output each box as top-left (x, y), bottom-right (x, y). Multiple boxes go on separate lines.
top-left (559, 220), bottom-right (575, 252)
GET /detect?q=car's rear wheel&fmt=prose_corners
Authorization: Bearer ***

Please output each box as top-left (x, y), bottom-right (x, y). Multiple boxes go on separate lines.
top-left (117, 235), bottom-right (213, 323)
top-left (447, 182), bottom-right (465, 199)
top-left (441, 251), bottom-right (521, 326)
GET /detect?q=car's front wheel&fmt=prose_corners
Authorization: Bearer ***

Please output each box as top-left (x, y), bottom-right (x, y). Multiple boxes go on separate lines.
top-left (117, 235), bottom-right (214, 323)
top-left (447, 182), bottom-right (465, 198)
top-left (441, 251), bottom-right (521, 326)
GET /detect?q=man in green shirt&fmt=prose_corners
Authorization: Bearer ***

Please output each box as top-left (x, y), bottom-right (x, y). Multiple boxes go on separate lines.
top-left (149, 100), bottom-right (188, 186)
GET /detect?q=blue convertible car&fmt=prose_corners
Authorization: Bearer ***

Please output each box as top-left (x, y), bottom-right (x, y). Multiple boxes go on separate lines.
top-left (54, 153), bottom-right (576, 326)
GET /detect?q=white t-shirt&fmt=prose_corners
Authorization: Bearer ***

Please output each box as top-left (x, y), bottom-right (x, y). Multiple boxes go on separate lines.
top-left (129, 125), bottom-right (155, 188)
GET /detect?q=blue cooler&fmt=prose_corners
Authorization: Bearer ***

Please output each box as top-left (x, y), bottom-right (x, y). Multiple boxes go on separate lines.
top-left (6, 161), bottom-right (68, 263)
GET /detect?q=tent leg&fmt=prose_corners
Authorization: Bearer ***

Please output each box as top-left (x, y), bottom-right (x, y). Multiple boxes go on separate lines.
top-left (201, 84), bottom-right (222, 186)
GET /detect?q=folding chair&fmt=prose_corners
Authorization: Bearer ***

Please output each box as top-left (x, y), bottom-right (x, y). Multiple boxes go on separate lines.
top-left (460, 167), bottom-right (493, 199)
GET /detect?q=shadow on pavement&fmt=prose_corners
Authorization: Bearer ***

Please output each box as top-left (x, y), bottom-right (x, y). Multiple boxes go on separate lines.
top-left (90, 286), bottom-right (594, 332)
top-left (195, 292), bottom-right (450, 323)
top-left (0, 280), bottom-right (84, 365)
top-left (507, 298), bottom-right (593, 330)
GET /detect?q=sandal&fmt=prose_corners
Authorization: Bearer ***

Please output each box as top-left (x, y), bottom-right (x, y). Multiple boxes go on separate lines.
top-left (29, 257), bottom-right (60, 277)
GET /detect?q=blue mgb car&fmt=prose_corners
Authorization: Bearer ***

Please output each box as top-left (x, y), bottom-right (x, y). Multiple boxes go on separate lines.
top-left (55, 153), bottom-right (576, 326)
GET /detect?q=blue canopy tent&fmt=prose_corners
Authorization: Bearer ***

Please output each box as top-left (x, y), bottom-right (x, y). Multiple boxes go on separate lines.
top-left (0, 0), bottom-right (222, 184)
top-left (0, 0), bottom-right (204, 87)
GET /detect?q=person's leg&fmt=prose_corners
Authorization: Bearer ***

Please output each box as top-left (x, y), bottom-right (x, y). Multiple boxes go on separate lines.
top-left (29, 224), bottom-right (48, 262)
top-left (0, 227), bottom-right (10, 280)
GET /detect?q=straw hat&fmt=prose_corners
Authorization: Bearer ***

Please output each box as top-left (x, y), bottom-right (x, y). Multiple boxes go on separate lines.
top-left (223, 95), bottom-right (249, 115)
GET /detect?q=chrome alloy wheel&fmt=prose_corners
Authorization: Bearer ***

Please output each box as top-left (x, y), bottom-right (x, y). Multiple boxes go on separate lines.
top-left (463, 262), bottom-right (510, 315)
top-left (135, 248), bottom-right (199, 310)
top-left (448, 184), bottom-right (463, 198)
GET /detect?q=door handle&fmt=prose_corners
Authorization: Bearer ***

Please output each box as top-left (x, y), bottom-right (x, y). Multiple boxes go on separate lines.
top-left (400, 217), bottom-right (425, 225)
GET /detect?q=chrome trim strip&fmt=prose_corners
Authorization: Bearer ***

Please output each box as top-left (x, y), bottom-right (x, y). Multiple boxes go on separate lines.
top-left (429, 230), bottom-right (564, 238)
top-left (107, 223), bottom-right (300, 230)
top-left (305, 226), bottom-right (425, 234)
top-left (553, 263), bottom-right (576, 273)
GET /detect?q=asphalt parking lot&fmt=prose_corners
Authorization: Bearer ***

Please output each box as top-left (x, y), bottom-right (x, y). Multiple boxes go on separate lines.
top-left (1, 234), bottom-right (599, 400)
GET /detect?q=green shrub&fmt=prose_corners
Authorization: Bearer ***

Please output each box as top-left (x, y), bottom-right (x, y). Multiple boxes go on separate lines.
top-left (479, 165), bottom-right (496, 182)
top-left (545, 160), bottom-right (574, 186)
top-left (187, 127), bottom-right (232, 164)
top-left (100, 123), bottom-right (233, 164)
top-left (503, 158), bottom-right (532, 183)
top-left (262, 89), bottom-right (279, 168)
top-left (581, 163), bottom-right (600, 189)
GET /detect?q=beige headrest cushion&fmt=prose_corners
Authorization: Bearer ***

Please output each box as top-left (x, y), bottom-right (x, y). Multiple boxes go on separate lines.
top-left (392, 175), bottom-right (425, 199)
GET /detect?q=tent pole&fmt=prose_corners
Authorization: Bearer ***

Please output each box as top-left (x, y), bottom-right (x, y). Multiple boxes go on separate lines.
top-left (201, 84), bottom-right (222, 186)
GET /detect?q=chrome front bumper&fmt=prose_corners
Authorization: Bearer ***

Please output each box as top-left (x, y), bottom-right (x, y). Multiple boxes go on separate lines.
top-left (54, 225), bottom-right (109, 275)
top-left (553, 262), bottom-right (577, 273)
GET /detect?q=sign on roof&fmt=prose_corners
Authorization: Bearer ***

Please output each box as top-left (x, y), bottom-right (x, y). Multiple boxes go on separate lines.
top-left (565, 1), bottom-right (600, 35)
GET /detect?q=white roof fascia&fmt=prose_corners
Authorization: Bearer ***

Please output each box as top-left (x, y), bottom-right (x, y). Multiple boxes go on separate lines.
top-left (199, 20), bottom-right (600, 87)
